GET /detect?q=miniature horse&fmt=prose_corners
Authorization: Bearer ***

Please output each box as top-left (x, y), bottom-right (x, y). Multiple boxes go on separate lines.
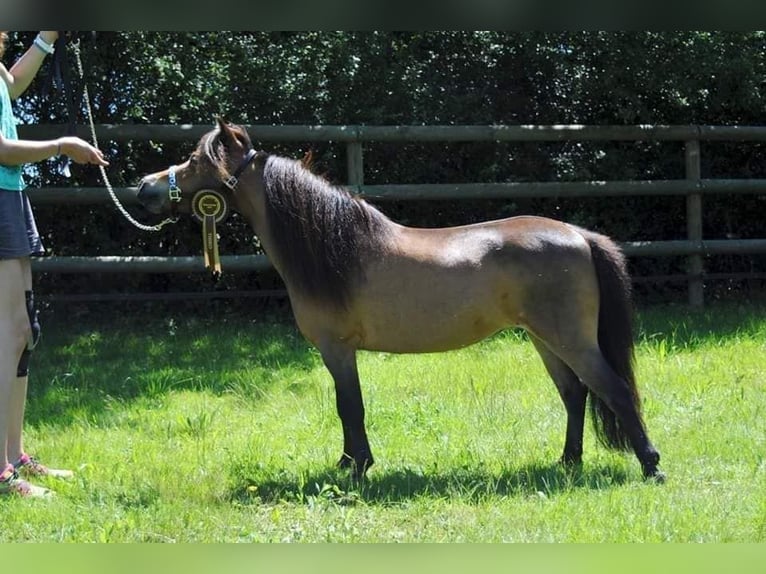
top-left (137, 118), bottom-right (664, 482)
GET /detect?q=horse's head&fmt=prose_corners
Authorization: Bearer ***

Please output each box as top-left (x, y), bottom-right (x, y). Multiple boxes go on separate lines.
top-left (136, 117), bottom-right (258, 221)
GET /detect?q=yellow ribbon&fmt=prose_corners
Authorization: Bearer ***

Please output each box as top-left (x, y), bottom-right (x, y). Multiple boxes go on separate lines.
top-left (193, 191), bottom-right (226, 278)
top-left (202, 214), bottom-right (221, 277)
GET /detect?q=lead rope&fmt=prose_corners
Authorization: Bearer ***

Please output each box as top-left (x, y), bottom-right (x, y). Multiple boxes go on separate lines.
top-left (71, 40), bottom-right (177, 232)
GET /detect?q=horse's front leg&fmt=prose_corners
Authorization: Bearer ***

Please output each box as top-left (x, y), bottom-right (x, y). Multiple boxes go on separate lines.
top-left (318, 342), bottom-right (374, 479)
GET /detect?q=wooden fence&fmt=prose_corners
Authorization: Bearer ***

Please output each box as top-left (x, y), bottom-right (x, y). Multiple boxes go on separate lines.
top-left (20, 124), bottom-right (766, 306)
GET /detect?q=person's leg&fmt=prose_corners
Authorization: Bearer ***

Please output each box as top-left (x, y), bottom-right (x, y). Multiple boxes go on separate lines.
top-left (6, 257), bottom-right (32, 464)
top-left (0, 257), bottom-right (50, 496)
top-left (6, 258), bottom-right (72, 479)
top-left (0, 258), bottom-right (29, 468)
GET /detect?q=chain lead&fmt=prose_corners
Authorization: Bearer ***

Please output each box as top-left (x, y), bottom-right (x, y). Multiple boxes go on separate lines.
top-left (72, 40), bottom-right (177, 232)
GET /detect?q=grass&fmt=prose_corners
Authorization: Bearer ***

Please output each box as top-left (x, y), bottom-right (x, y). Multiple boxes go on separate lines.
top-left (1, 301), bottom-right (764, 542)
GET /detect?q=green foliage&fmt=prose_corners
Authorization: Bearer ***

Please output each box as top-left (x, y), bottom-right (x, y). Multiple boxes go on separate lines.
top-left (5, 32), bottom-right (766, 299)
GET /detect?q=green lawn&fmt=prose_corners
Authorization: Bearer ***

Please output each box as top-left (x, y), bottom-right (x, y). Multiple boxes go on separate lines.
top-left (2, 301), bottom-right (764, 542)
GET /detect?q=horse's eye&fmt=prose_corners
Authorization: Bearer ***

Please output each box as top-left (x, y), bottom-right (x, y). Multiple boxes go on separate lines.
top-left (189, 154), bottom-right (198, 166)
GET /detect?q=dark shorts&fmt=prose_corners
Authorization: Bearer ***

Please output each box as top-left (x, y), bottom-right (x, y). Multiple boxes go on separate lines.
top-left (0, 189), bottom-right (44, 259)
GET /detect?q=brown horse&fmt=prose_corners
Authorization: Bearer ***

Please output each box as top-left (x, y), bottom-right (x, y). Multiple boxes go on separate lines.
top-left (137, 118), bottom-right (664, 482)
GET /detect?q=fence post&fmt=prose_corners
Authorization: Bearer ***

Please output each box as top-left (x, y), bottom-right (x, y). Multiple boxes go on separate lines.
top-left (347, 141), bottom-right (364, 189)
top-left (685, 139), bottom-right (704, 306)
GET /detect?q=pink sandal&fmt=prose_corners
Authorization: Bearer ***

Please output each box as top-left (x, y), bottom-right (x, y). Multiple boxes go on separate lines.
top-left (0, 463), bottom-right (53, 498)
top-left (14, 453), bottom-right (74, 479)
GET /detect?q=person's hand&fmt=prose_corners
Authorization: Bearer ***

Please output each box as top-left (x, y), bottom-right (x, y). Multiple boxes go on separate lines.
top-left (58, 137), bottom-right (109, 166)
top-left (39, 31), bottom-right (59, 45)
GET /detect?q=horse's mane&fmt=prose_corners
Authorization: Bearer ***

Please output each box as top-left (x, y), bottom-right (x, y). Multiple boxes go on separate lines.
top-left (261, 154), bottom-right (391, 308)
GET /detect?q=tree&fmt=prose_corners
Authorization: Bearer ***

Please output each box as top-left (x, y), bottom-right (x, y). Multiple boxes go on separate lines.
top-left (6, 31), bottom-right (764, 301)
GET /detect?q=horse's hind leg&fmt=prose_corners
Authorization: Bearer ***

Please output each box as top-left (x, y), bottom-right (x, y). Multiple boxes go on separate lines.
top-left (524, 306), bottom-right (661, 480)
top-left (530, 335), bottom-right (587, 467)
top-left (317, 341), bottom-right (374, 479)
top-left (564, 348), bottom-right (661, 479)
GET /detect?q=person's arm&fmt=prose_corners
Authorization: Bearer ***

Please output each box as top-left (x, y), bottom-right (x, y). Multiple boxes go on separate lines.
top-left (0, 131), bottom-right (60, 165)
top-left (0, 132), bottom-right (109, 167)
top-left (3, 31), bottom-right (58, 100)
top-left (0, 32), bottom-right (108, 168)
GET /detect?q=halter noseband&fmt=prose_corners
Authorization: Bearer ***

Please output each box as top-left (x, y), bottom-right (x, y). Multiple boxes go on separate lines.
top-left (168, 167), bottom-right (182, 202)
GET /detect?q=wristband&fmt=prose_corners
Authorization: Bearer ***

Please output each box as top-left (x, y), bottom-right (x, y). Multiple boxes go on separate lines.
top-left (33, 35), bottom-right (55, 56)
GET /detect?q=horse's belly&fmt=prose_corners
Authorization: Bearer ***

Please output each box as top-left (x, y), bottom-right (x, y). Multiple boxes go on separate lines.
top-left (361, 326), bottom-right (505, 353)
top-left (357, 298), bottom-right (513, 353)
top-left (353, 253), bottom-right (523, 352)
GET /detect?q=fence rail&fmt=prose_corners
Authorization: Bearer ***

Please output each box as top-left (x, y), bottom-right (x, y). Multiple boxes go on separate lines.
top-left (26, 179), bottom-right (766, 204)
top-left (21, 123), bottom-right (766, 306)
top-left (19, 123), bottom-right (766, 142)
top-left (29, 240), bottom-right (766, 275)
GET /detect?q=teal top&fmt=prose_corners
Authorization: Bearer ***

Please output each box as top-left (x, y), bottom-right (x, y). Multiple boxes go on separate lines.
top-left (0, 77), bottom-right (25, 191)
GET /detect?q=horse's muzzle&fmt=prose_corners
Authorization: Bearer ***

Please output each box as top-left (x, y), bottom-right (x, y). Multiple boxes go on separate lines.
top-left (135, 179), bottom-right (165, 214)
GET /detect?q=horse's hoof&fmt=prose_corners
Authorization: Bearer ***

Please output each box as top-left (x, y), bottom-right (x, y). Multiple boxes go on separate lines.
top-left (559, 454), bottom-right (583, 468)
top-left (337, 453), bottom-right (373, 479)
top-left (643, 468), bottom-right (666, 484)
top-left (355, 458), bottom-right (374, 480)
top-left (337, 454), bottom-right (354, 469)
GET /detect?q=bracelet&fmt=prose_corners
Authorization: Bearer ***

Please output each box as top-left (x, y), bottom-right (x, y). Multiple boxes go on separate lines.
top-left (33, 35), bottom-right (55, 56)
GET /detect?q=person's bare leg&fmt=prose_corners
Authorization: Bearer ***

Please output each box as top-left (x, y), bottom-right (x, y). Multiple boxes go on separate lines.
top-left (0, 257), bottom-right (29, 471)
top-left (0, 258), bottom-right (53, 496)
top-left (6, 257), bottom-right (32, 464)
top-left (5, 258), bottom-right (72, 480)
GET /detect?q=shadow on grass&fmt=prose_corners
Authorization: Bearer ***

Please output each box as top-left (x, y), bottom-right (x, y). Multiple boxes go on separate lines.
top-left (25, 309), bottom-right (319, 427)
top-left (231, 461), bottom-right (633, 506)
top-left (636, 300), bottom-right (766, 350)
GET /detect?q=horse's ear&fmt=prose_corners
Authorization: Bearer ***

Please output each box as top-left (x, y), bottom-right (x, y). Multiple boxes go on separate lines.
top-left (216, 116), bottom-right (249, 149)
top-left (216, 116), bottom-right (239, 146)
top-left (216, 116), bottom-right (233, 139)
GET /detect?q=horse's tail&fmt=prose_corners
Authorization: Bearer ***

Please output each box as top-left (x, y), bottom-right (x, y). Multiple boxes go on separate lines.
top-left (580, 229), bottom-right (643, 451)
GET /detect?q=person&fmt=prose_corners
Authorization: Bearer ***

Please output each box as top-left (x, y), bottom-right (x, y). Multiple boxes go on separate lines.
top-left (0, 31), bottom-right (108, 497)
